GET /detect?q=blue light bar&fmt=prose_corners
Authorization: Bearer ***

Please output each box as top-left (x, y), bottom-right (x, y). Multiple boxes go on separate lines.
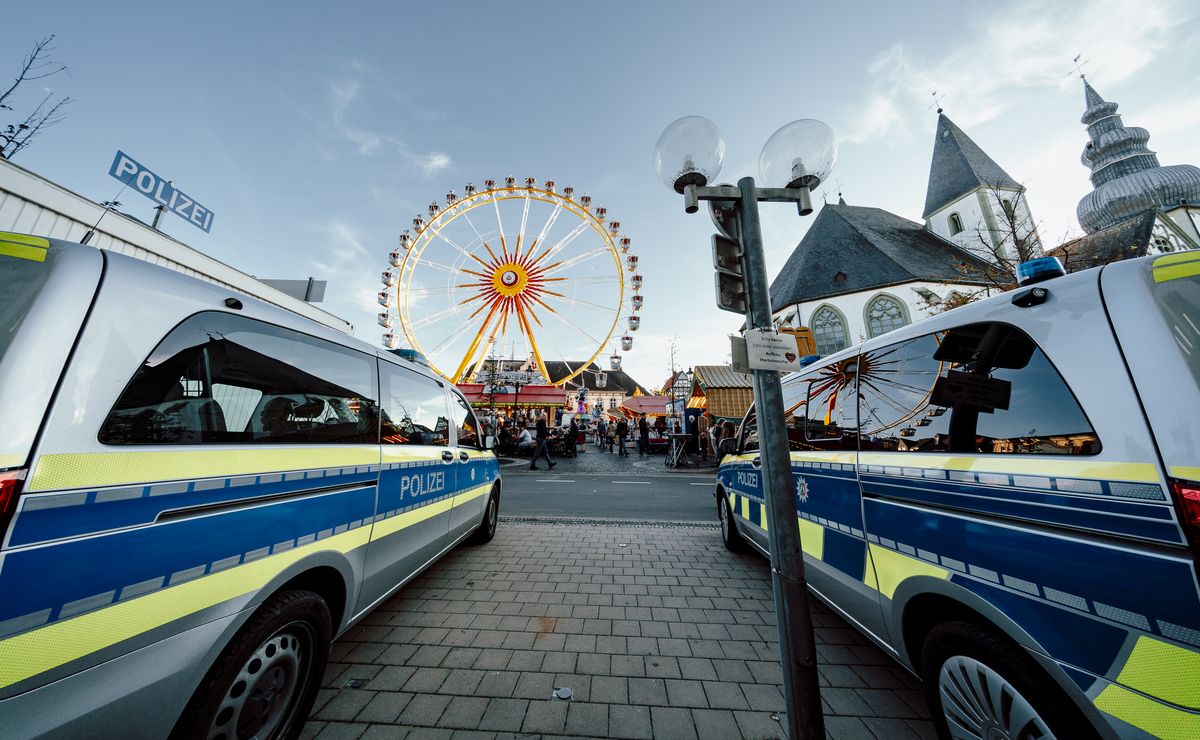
top-left (1016, 257), bottom-right (1066, 286)
top-left (388, 348), bottom-right (429, 366)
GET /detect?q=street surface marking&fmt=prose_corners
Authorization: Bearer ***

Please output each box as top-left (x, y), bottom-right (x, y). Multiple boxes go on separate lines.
top-left (536, 479), bottom-right (574, 483)
top-left (612, 481), bottom-right (651, 484)
top-left (689, 483), bottom-right (712, 486)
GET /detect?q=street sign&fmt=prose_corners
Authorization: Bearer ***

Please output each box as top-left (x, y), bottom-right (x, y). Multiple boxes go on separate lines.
top-left (745, 328), bottom-right (803, 371)
top-left (108, 150), bottom-right (214, 233)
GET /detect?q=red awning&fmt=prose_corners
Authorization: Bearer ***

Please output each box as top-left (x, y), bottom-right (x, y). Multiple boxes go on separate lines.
top-left (621, 395), bottom-right (672, 416)
top-left (457, 383), bottom-right (566, 408)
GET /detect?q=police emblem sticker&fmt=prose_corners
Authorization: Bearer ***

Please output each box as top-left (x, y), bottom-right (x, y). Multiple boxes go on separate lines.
top-left (796, 476), bottom-right (810, 504)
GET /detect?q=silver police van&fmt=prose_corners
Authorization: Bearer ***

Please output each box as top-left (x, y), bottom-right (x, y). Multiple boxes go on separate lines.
top-left (0, 233), bottom-right (502, 738)
top-left (717, 253), bottom-right (1200, 738)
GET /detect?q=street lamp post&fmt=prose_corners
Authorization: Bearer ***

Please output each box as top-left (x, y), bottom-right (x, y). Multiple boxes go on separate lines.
top-left (655, 116), bottom-right (836, 739)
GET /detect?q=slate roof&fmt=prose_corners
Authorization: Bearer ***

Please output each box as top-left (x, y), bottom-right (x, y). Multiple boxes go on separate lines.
top-left (769, 204), bottom-right (1001, 310)
top-left (923, 114), bottom-right (1022, 218)
top-left (544, 361), bottom-right (650, 395)
top-left (1047, 210), bottom-right (1158, 272)
top-left (693, 365), bottom-right (753, 389)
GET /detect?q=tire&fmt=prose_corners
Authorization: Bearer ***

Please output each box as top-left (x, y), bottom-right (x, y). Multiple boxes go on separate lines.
top-left (718, 492), bottom-right (745, 552)
top-left (920, 621), bottom-right (1096, 740)
top-left (469, 487), bottom-right (500, 544)
top-left (172, 589), bottom-right (332, 740)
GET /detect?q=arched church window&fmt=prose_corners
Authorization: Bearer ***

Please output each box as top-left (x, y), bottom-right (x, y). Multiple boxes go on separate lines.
top-left (866, 295), bottom-right (909, 338)
top-left (810, 305), bottom-right (849, 356)
top-left (948, 212), bottom-right (964, 236)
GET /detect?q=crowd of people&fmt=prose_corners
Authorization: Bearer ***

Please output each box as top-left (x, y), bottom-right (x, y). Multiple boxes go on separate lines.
top-left (476, 409), bottom-right (744, 469)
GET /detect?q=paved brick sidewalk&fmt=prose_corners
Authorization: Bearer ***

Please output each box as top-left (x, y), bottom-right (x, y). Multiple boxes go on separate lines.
top-left (302, 521), bottom-right (934, 739)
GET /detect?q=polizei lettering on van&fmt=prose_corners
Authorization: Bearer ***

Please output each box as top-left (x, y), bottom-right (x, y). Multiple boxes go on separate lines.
top-left (399, 470), bottom-right (446, 500)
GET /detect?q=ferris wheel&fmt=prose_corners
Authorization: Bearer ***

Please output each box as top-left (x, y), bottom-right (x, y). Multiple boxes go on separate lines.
top-left (378, 178), bottom-right (643, 386)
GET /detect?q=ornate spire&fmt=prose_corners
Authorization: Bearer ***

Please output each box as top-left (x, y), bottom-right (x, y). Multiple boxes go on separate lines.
top-left (1076, 79), bottom-right (1200, 233)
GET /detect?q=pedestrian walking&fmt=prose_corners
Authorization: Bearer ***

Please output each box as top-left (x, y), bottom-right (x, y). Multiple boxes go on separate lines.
top-left (529, 413), bottom-right (556, 470)
top-left (616, 417), bottom-right (629, 456)
top-left (597, 418), bottom-right (608, 452)
top-left (637, 414), bottom-right (650, 456)
top-left (715, 419), bottom-right (737, 460)
top-left (606, 420), bottom-right (616, 453)
top-left (566, 418), bottom-right (579, 458)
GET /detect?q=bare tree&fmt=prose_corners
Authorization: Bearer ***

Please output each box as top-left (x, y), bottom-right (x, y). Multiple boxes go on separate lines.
top-left (0, 35), bottom-right (73, 160)
top-left (920, 184), bottom-right (1047, 314)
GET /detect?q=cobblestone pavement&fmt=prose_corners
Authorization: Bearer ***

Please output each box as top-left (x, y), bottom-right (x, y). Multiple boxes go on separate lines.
top-left (302, 521), bottom-right (934, 740)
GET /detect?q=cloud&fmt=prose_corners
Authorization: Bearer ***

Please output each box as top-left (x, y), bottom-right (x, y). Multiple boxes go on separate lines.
top-left (310, 220), bottom-right (382, 317)
top-left (415, 151), bottom-right (452, 177)
top-left (329, 80), bottom-right (383, 155)
top-left (842, 0), bottom-right (1191, 143)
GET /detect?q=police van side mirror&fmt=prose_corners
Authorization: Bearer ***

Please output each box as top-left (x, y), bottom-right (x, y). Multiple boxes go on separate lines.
top-left (718, 438), bottom-right (738, 456)
top-left (484, 435), bottom-right (497, 451)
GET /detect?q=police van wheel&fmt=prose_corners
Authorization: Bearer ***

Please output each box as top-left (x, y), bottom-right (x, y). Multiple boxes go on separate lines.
top-left (470, 488), bottom-right (500, 544)
top-left (173, 589), bottom-right (331, 740)
top-left (718, 494), bottom-right (745, 552)
top-left (920, 621), bottom-right (1092, 740)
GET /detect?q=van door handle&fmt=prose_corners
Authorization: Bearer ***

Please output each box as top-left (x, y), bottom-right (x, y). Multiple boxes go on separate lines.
top-left (751, 457), bottom-right (761, 468)
top-left (459, 451), bottom-right (470, 462)
top-left (441, 450), bottom-right (454, 462)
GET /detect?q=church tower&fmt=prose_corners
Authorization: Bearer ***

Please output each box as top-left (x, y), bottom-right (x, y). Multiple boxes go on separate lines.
top-left (922, 113), bottom-right (1042, 264)
top-left (1076, 79), bottom-right (1200, 243)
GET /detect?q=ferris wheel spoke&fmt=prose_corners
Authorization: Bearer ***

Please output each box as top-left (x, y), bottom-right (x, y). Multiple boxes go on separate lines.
top-left (431, 228), bottom-right (492, 270)
top-left (539, 247), bottom-right (609, 276)
top-left (410, 303), bottom-right (472, 331)
top-left (523, 202), bottom-right (564, 264)
top-left (491, 197), bottom-right (511, 260)
top-left (515, 306), bottom-right (551, 382)
top-left (410, 257), bottom-right (468, 275)
top-left (404, 285), bottom-right (457, 297)
top-left (453, 297), bottom-right (505, 382)
top-left (515, 196), bottom-right (531, 257)
top-left (544, 307), bottom-right (605, 347)
top-left (529, 220), bottom-right (592, 269)
top-left (542, 292), bottom-right (618, 314)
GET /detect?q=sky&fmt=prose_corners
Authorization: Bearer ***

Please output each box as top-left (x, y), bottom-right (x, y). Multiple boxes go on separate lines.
top-left (8, 0), bottom-right (1200, 391)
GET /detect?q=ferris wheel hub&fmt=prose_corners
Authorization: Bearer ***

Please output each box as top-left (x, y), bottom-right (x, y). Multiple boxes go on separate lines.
top-left (492, 263), bottom-right (530, 296)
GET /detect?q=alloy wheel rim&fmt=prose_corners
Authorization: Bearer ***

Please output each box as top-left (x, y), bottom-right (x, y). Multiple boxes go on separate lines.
top-left (719, 499), bottom-right (729, 539)
top-left (937, 655), bottom-right (1053, 740)
top-left (208, 622), bottom-right (312, 740)
top-left (486, 496), bottom-right (497, 534)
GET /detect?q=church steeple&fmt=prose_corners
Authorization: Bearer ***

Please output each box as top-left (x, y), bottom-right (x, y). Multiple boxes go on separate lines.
top-left (922, 113), bottom-right (1022, 219)
top-left (1076, 78), bottom-right (1200, 233)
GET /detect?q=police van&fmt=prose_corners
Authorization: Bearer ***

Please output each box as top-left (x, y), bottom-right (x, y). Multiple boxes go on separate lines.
top-left (0, 234), bottom-right (502, 738)
top-left (716, 253), bottom-right (1200, 738)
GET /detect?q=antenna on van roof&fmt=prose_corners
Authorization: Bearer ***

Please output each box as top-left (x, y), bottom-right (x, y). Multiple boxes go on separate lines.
top-left (81, 179), bottom-right (133, 245)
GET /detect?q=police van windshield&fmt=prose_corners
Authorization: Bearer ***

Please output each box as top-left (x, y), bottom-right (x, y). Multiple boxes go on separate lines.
top-left (1150, 264), bottom-right (1200, 388)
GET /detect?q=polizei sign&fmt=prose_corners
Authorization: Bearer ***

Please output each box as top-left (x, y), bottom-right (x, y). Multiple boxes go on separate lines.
top-left (108, 150), bottom-right (214, 233)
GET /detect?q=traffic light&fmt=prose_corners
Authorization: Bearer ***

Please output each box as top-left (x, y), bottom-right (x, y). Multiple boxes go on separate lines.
top-left (712, 234), bottom-right (746, 314)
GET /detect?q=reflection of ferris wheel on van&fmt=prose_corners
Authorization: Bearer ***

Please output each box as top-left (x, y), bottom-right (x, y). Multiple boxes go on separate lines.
top-left (378, 178), bottom-right (643, 386)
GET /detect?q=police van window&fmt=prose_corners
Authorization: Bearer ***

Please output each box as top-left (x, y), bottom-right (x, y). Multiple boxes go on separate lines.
top-left (380, 363), bottom-right (450, 446)
top-left (740, 410), bottom-right (759, 452)
top-left (798, 358), bottom-right (857, 449)
top-left (857, 324), bottom-right (1099, 454)
top-left (451, 393), bottom-right (482, 449)
top-left (99, 312), bottom-right (378, 445)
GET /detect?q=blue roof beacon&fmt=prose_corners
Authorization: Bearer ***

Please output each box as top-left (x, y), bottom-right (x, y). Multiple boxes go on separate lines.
top-left (1015, 256), bottom-right (1066, 286)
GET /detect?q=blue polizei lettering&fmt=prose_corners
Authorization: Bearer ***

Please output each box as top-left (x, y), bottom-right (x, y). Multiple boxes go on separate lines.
top-left (398, 471), bottom-right (446, 501)
top-left (107, 150), bottom-right (215, 233)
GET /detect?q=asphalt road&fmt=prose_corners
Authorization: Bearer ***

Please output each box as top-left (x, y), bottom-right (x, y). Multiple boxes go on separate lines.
top-left (497, 468), bottom-right (720, 522)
